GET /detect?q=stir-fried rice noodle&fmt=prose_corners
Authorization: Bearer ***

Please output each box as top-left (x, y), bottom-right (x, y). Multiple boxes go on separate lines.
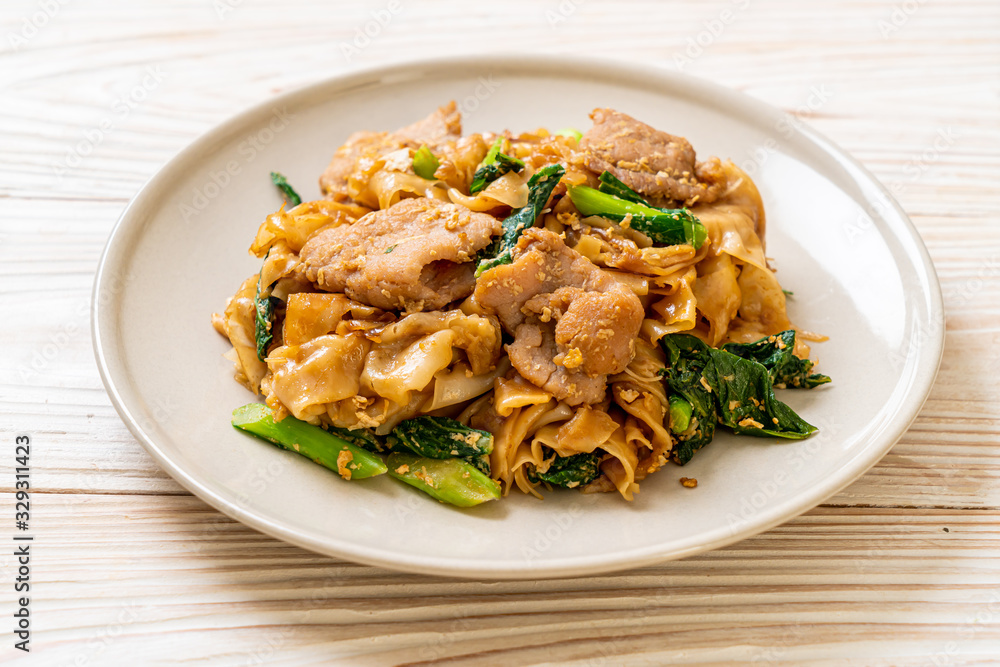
top-left (214, 103), bottom-right (826, 500)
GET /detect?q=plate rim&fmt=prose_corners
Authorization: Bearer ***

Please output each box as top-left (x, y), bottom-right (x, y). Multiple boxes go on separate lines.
top-left (92, 54), bottom-right (944, 579)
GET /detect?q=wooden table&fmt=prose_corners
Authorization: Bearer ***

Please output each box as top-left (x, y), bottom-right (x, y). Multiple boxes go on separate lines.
top-left (4, 0), bottom-right (999, 663)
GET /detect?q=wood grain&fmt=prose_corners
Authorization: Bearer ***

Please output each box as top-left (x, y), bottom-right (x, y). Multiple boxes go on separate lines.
top-left (2, 0), bottom-right (999, 663)
top-left (16, 495), bottom-right (1000, 665)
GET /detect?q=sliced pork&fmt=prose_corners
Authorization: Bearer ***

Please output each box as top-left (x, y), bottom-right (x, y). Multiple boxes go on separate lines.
top-left (319, 101), bottom-right (462, 201)
top-left (474, 228), bottom-right (644, 405)
top-left (299, 197), bottom-right (500, 311)
top-left (579, 108), bottom-right (725, 207)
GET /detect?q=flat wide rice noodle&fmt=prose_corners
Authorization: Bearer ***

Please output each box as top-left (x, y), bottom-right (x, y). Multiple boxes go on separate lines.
top-left (268, 334), bottom-right (369, 421)
top-left (368, 170), bottom-right (450, 210)
top-left (224, 275), bottom-right (267, 393)
top-left (692, 252), bottom-right (741, 346)
top-left (599, 427), bottom-right (640, 501)
top-left (553, 406), bottom-right (620, 457)
top-left (429, 358), bottom-right (511, 411)
top-left (493, 373), bottom-right (554, 417)
top-left (446, 169), bottom-right (529, 211)
top-left (283, 293), bottom-right (355, 346)
top-left (362, 329), bottom-right (456, 405)
top-left (697, 206), bottom-right (767, 271)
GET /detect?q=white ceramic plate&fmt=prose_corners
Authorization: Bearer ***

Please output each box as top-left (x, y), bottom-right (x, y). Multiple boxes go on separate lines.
top-left (93, 56), bottom-right (943, 579)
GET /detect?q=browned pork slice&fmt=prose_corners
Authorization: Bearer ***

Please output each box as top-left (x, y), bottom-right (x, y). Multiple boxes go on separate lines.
top-left (474, 228), bottom-right (644, 405)
top-left (319, 130), bottom-right (391, 202)
top-left (299, 197), bottom-right (500, 311)
top-left (319, 102), bottom-right (462, 201)
top-left (579, 108), bottom-right (725, 207)
top-left (393, 100), bottom-right (462, 146)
